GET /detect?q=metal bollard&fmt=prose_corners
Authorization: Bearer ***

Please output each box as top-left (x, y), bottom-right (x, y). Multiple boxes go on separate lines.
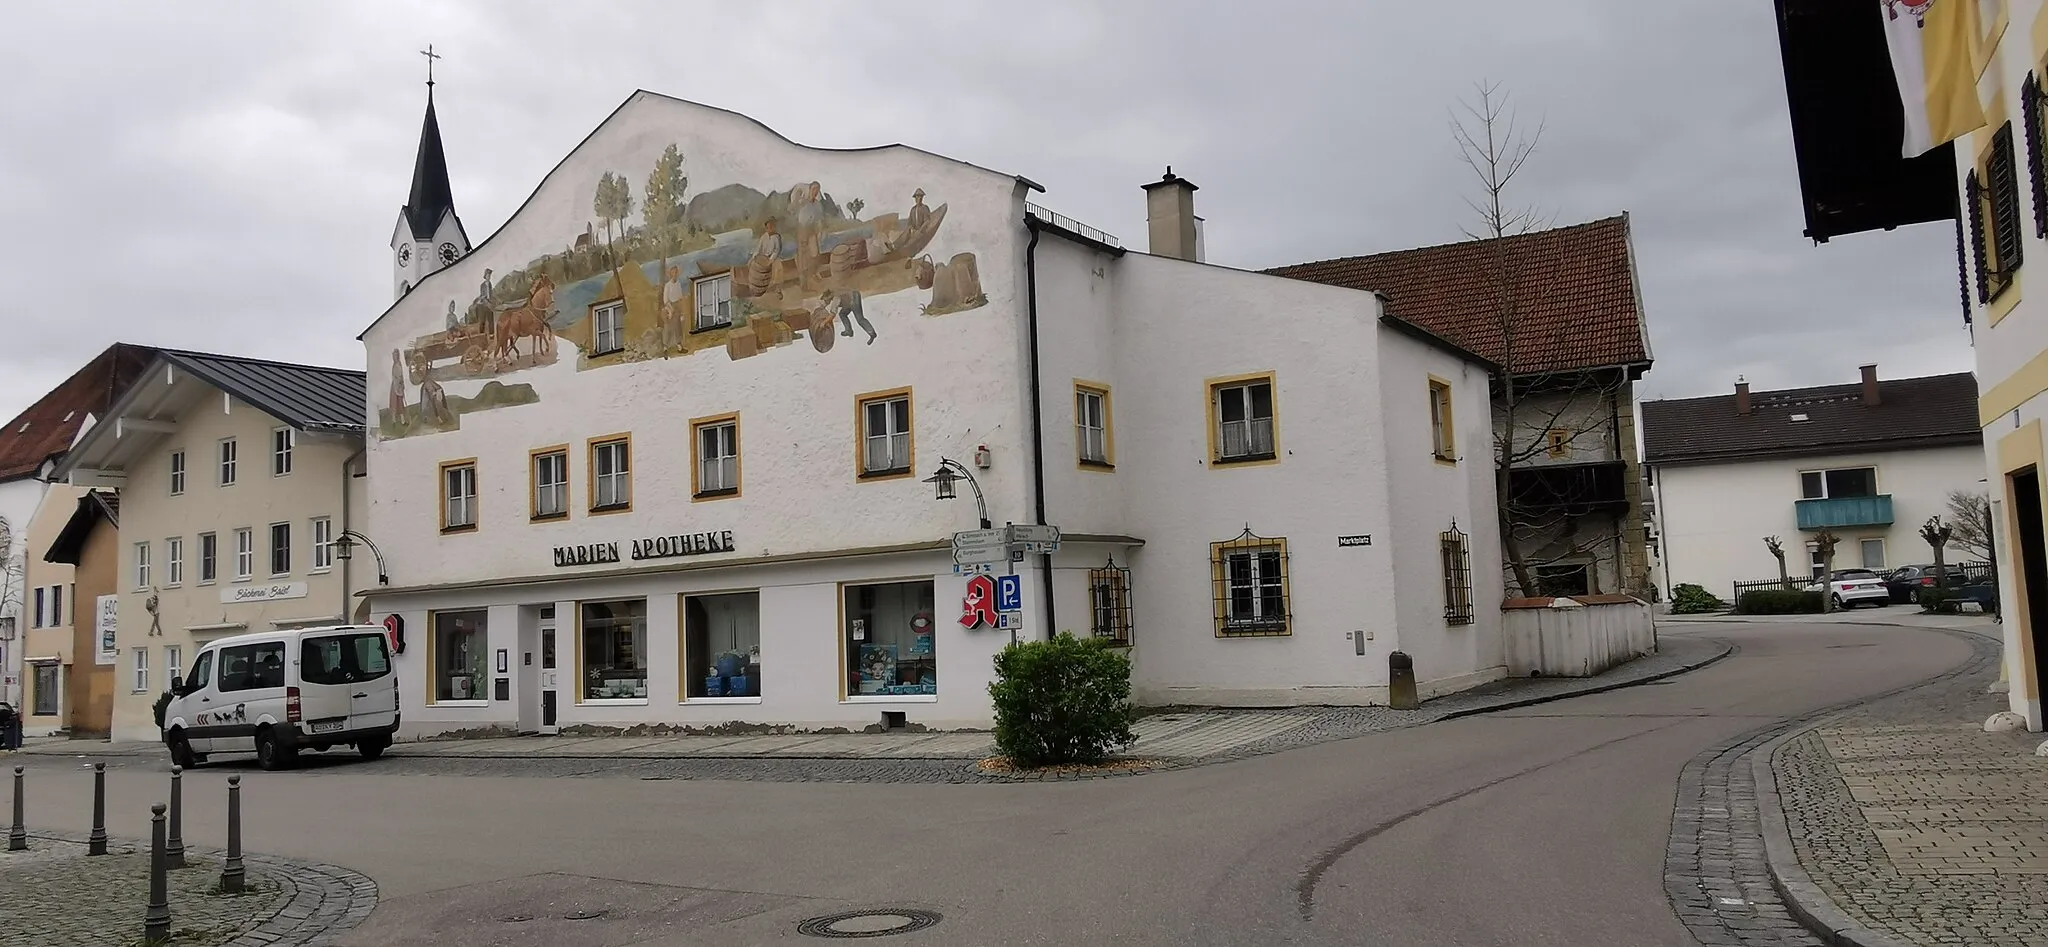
top-left (220, 775), bottom-right (244, 894)
top-left (1388, 650), bottom-right (1419, 710)
top-left (145, 802), bottom-right (171, 943)
top-left (88, 762), bottom-right (107, 856)
top-left (8, 766), bottom-right (24, 851)
top-left (166, 765), bottom-right (186, 869)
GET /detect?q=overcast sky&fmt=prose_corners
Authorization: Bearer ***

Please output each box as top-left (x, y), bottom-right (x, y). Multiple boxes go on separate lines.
top-left (0, 0), bottom-right (1975, 423)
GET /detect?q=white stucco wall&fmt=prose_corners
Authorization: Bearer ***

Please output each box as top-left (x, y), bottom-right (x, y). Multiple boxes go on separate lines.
top-left (1653, 444), bottom-right (1984, 600)
top-left (1104, 256), bottom-right (1399, 705)
top-left (0, 476), bottom-right (48, 709)
top-left (1376, 328), bottom-right (1506, 693)
top-left (360, 92), bottom-right (1033, 596)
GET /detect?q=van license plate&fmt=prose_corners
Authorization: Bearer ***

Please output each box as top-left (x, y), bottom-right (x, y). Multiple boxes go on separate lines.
top-left (309, 720), bottom-right (345, 734)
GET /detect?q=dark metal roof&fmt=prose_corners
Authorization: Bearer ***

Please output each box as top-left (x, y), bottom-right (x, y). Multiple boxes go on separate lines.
top-left (43, 489), bottom-right (118, 566)
top-left (1642, 371), bottom-right (1979, 466)
top-left (402, 91), bottom-right (457, 241)
top-left (1772, 0), bottom-right (1958, 242)
top-left (157, 350), bottom-right (365, 432)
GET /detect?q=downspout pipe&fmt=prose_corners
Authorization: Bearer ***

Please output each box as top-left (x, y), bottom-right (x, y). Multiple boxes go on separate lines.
top-left (340, 444), bottom-right (365, 625)
top-left (1023, 219), bottom-right (1055, 639)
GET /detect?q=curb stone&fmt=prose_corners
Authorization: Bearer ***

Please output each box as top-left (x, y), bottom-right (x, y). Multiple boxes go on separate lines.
top-left (16, 829), bottom-right (377, 947)
top-left (1743, 626), bottom-right (2000, 947)
top-left (1434, 639), bottom-right (1735, 722)
top-left (1750, 730), bottom-right (1914, 947)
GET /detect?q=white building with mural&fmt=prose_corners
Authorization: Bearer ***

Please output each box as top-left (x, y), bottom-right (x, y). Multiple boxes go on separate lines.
top-left (358, 88), bottom-right (1509, 738)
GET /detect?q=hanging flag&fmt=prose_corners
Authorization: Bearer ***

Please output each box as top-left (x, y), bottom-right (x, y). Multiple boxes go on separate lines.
top-left (1882, 0), bottom-right (1988, 157)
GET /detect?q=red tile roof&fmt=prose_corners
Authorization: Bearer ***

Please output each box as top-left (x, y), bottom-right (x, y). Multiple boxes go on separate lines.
top-left (1264, 215), bottom-right (1650, 376)
top-left (0, 343), bottom-right (158, 483)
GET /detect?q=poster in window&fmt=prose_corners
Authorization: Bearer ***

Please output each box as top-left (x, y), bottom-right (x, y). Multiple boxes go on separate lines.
top-left (95, 595), bottom-right (119, 666)
top-left (857, 644), bottom-right (897, 694)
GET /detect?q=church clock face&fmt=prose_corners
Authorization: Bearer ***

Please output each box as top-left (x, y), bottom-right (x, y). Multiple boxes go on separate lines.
top-left (397, 244), bottom-right (411, 266)
top-left (439, 242), bottom-right (460, 265)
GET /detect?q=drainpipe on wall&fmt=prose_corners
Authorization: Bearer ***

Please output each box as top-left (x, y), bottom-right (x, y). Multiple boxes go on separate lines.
top-left (340, 445), bottom-right (365, 625)
top-left (1023, 219), bottom-right (1056, 639)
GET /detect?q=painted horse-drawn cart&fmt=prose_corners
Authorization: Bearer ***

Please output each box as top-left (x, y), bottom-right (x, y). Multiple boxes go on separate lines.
top-left (405, 274), bottom-right (559, 384)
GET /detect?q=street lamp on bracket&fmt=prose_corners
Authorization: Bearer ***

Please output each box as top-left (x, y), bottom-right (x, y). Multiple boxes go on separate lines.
top-left (330, 530), bottom-right (390, 586)
top-left (923, 458), bottom-right (992, 530)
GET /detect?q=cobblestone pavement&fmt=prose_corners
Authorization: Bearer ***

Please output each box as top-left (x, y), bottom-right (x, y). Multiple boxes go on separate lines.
top-left (1663, 625), bottom-right (2004, 947)
top-left (1770, 631), bottom-right (2047, 946)
top-left (0, 830), bottom-right (376, 946)
top-left (31, 635), bottom-right (1729, 784)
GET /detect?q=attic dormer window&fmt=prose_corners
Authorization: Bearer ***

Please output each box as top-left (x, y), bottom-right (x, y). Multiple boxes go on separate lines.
top-left (1790, 413), bottom-right (1810, 422)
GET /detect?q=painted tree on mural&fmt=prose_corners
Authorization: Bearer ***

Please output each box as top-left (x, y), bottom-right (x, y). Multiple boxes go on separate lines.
top-left (643, 143), bottom-right (690, 258)
top-left (1452, 80), bottom-right (1639, 597)
top-left (593, 171), bottom-right (635, 285)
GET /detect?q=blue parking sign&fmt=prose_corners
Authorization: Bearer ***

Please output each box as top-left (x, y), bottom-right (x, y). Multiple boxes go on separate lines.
top-left (996, 574), bottom-right (1023, 612)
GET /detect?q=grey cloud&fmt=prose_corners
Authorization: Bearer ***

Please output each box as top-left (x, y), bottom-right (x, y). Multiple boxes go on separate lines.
top-left (0, 0), bottom-right (1974, 422)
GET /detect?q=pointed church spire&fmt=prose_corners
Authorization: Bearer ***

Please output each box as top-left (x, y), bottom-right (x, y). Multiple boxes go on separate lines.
top-left (402, 46), bottom-right (455, 242)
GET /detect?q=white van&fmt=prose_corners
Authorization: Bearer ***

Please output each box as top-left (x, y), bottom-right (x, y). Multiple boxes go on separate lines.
top-left (161, 625), bottom-right (400, 771)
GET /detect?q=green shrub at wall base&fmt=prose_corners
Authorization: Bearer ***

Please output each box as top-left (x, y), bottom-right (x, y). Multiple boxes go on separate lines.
top-left (1669, 583), bottom-right (1726, 615)
top-left (1736, 590), bottom-right (1825, 615)
top-left (153, 691), bottom-right (172, 731)
top-left (989, 632), bottom-right (1137, 768)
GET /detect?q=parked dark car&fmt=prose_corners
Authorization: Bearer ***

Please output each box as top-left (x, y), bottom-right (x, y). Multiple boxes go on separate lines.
top-left (1884, 563), bottom-right (1996, 604)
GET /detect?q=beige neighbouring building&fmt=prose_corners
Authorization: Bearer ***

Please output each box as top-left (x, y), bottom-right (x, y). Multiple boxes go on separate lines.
top-left (24, 486), bottom-right (122, 737)
top-left (52, 350), bottom-right (367, 743)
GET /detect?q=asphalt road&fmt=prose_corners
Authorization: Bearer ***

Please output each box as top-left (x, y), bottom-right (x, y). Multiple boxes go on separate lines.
top-left (8, 622), bottom-right (1977, 946)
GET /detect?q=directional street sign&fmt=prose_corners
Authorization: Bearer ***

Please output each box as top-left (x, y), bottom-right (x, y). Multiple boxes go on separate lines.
top-left (951, 528), bottom-right (1008, 565)
top-left (952, 562), bottom-right (997, 576)
top-left (955, 545), bottom-right (1010, 566)
top-left (1007, 525), bottom-right (1061, 545)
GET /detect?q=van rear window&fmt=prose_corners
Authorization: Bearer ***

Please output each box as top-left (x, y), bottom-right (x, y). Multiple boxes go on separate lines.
top-left (301, 633), bottom-right (392, 685)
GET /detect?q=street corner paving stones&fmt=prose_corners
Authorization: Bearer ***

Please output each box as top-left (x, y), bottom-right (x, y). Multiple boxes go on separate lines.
top-left (0, 832), bottom-right (376, 947)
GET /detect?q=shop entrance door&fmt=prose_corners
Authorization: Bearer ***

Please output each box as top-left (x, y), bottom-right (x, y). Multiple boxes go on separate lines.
top-left (539, 622), bottom-right (559, 735)
top-left (2010, 468), bottom-right (2048, 723)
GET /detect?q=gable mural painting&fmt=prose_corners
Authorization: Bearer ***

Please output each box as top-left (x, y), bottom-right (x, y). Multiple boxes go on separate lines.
top-left (378, 142), bottom-right (988, 440)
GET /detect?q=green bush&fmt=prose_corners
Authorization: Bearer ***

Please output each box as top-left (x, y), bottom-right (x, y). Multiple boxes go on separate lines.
top-left (1736, 590), bottom-right (1825, 615)
top-left (989, 632), bottom-right (1137, 767)
top-left (152, 691), bottom-right (173, 730)
top-left (1669, 583), bottom-right (1726, 615)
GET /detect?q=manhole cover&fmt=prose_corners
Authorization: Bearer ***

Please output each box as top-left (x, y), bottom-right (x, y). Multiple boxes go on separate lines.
top-left (565, 909), bottom-right (609, 921)
top-left (797, 908), bottom-right (943, 938)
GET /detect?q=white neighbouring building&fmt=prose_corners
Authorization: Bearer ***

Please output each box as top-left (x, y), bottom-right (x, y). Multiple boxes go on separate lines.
top-left (1642, 366), bottom-right (1984, 600)
top-left (0, 344), bottom-right (156, 714)
top-left (355, 87), bottom-right (1511, 738)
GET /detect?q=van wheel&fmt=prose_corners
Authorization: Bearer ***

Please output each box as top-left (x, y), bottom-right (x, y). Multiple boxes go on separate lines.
top-left (168, 732), bottom-right (200, 769)
top-left (358, 735), bottom-right (389, 760)
top-left (256, 729), bottom-right (296, 771)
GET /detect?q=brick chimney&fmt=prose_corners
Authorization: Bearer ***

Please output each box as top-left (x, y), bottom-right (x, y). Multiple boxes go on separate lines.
top-left (1143, 167), bottom-right (1200, 262)
top-left (1860, 363), bottom-right (1881, 406)
top-left (1735, 375), bottom-right (1750, 416)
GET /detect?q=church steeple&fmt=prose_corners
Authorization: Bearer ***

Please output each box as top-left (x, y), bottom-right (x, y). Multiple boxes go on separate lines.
top-left (391, 44), bottom-right (468, 301)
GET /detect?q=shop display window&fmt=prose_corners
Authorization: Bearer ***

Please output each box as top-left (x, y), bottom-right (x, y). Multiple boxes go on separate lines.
top-left (432, 609), bottom-right (488, 701)
top-left (684, 591), bottom-right (761, 698)
top-left (582, 598), bottom-right (648, 700)
top-left (844, 580), bottom-right (936, 697)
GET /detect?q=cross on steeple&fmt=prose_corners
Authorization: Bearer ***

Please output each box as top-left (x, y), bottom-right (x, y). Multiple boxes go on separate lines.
top-left (420, 44), bottom-right (441, 88)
